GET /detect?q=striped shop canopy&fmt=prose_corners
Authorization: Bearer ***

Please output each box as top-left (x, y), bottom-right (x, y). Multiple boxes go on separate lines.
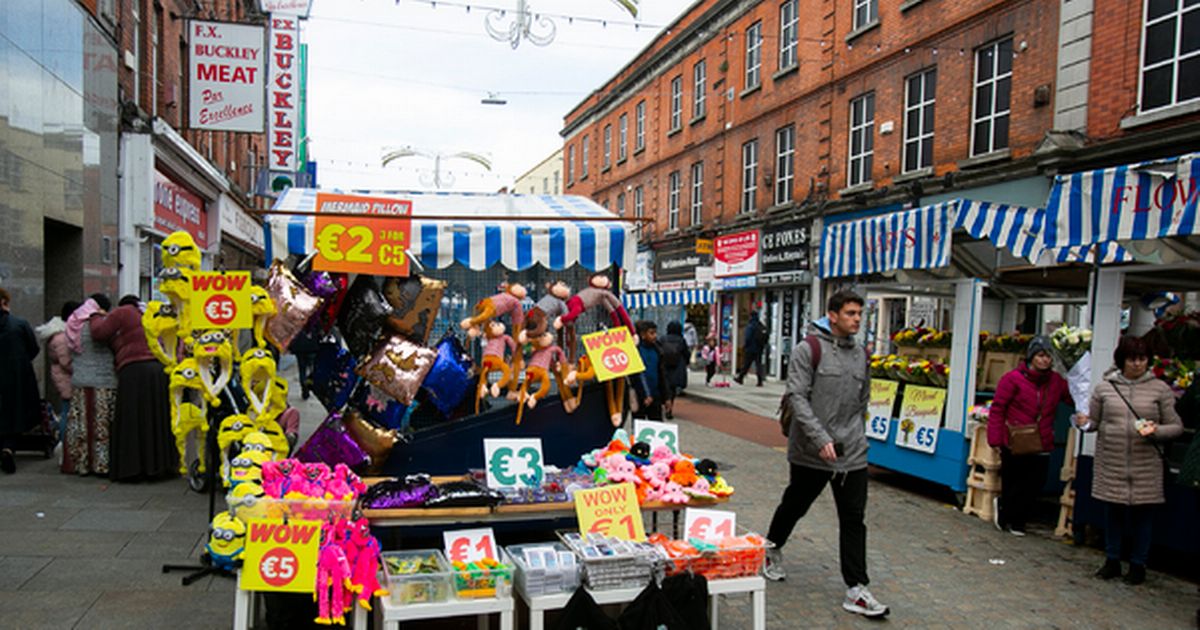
top-left (264, 189), bottom-right (637, 271)
top-left (623, 289), bottom-right (715, 310)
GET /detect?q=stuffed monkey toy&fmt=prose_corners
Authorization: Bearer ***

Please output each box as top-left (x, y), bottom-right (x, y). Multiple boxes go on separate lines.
top-left (515, 332), bottom-right (577, 425)
top-left (519, 280), bottom-right (571, 344)
top-left (476, 321), bottom-right (517, 413)
top-left (460, 282), bottom-right (527, 338)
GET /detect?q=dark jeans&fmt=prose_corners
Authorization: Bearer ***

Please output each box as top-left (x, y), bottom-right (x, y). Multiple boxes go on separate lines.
top-left (705, 362), bottom-right (716, 383)
top-left (737, 351), bottom-right (765, 384)
top-left (767, 463), bottom-right (870, 587)
top-left (295, 352), bottom-right (317, 397)
top-left (999, 449), bottom-right (1048, 531)
top-left (1104, 502), bottom-right (1156, 566)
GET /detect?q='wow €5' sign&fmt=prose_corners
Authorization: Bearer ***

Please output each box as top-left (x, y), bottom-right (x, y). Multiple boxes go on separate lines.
top-left (190, 271), bottom-right (253, 329)
top-left (581, 328), bottom-right (645, 382)
top-left (240, 518), bottom-right (321, 592)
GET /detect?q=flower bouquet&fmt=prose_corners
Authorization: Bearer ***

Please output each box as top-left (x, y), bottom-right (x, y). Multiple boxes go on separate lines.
top-left (980, 331), bottom-right (1033, 353)
top-left (1151, 356), bottom-right (1198, 394)
top-left (891, 327), bottom-right (927, 348)
top-left (1154, 311), bottom-right (1200, 360)
top-left (1051, 325), bottom-right (1093, 414)
top-left (967, 403), bottom-right (991, 426)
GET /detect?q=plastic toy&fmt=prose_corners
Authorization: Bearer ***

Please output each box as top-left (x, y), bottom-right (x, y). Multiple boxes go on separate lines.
top-left (228, 481), bottom-right (268, 521)
top-left (142, 300), bottom-right (181, 370)
top-left (228, 448), bottom-right (270, 488)
top-left (476, 321), bottom-right (517, 412)
top-left (515, 332), bottom-right (577, 425)
top-left (161, 230), bottom-right (202, 271)
top-left (519, 280), bottom-right (571, 344)
top-left (315, 540), bottom-right (353, 625)
top-left (204, 511), bottom-right (246, 572)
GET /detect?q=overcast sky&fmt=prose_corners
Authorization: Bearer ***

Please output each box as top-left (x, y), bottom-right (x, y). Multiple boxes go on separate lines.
top-left (303, 0), bottom-right (695, 192)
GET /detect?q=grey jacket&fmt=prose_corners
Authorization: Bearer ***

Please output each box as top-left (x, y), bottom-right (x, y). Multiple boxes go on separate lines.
top-left (1086, 370), bottom-right (1183, 505)
top-left (786, 321), bottom-right (870, 472)
top-left (70, 324), bottom-right (117, 389)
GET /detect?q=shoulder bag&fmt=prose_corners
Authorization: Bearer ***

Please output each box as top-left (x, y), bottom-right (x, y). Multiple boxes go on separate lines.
top-left (1007, 382), bottom-right (1045, 455)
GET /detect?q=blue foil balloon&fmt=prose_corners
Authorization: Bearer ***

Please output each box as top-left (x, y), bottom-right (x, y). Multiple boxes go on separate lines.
top-left (421, 335), bottom-right (474, 417)
top-left (310, 341), bottom-right (359, 412)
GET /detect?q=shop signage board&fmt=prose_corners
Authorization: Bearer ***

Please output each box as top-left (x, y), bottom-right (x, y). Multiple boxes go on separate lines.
top-left (259, 0), bottom-right (313, 16)
top-left (443, 527), bottom-right (499, 564)
top-left (654, 246), bottom-right (712, 282)
top-left (187, 20), bottom-right (265, 132)
top-left (695, 238), bottom-right (714, 254)
top-left (626, 250), bottom-right (653, 291)
top-left (581, 329), bottom-right (645, 382)
top-left (866, 379), bottom-right (900, 441)
top-left (312, 193), bottom-right (413, 276)
top-left (219, 194), bottom-right (265, 250)
top-left (190, 271), bottom-right (254, 329)
top-left (268, 17), bottom-right (300, 172)
top-left (633, 419), bottom-right (680, 454)
top-left (684, 508), bottom-right (736, 542)
top-left (713, 275), bottom-right (757, 291)
top-left (484, 438), bottom-right (544, 489)
top-left (241, 518), bottom-right (321, 592)
top-left (760, 223), bottom-right (811, 274)
top-left (894, 385), bottom-right (946, 453)
top-left (714, 230), bottom-right (761, 277)
top-left (154, 170), bottom-right (208, 248)
top-left (573, 483), bottom-right (646, 541)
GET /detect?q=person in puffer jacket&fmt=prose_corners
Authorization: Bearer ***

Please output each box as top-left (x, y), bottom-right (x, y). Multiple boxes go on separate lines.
top-left (987, 335), bottom-right (1077, 535)
top-left (1076, 335), bottom-right (1182, 586)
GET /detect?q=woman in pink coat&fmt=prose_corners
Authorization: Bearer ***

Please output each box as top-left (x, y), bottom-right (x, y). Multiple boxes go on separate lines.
top-left (35, 301), bottom-right (81, 443)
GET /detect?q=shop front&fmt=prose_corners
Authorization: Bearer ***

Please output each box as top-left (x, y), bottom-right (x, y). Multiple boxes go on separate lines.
top-left (757, 221), bottom-right (814, 380)
top-left (713, 229), bottom-right (762, 379)
top-left (622, 240), bottom-right (714, 345)
top-left (218, 193), bottom-right (266, 275)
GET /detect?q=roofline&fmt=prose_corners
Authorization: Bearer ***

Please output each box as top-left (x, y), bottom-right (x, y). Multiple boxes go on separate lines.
top-left (513, 148), bottom-right (565, 183)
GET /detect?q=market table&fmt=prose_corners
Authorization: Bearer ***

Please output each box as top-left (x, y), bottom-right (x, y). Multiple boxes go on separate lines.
top-left (354, 592), bottom-right (514, 630)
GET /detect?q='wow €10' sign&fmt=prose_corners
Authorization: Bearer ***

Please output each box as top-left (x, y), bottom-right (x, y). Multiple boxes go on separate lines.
top-left (581, 328), bottom-right (645, 382)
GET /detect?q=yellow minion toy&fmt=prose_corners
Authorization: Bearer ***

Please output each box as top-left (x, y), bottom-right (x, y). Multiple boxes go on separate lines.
top-left (142, 301), bottom-right (181, 370)
top-left (240, 347), bottom-right (278, 420)
top-left (227, 481), bottom-right (268, 521)
top-left (204, 511), bottom-right (246, 572)
top-left (249, 285), bottom-right (277, 349)
top-left (162, 230), bottom-right (202, 271)
top-left (228, 449), bottom-right (270, 488)
top-left (192, 330), bottom-right (234, 403)
top-left (217, 414), bottom-right (254, 486)
top-left (158, 267), bottom-right (193, 337)
top-left (169, 359), bottom-right (213, 475)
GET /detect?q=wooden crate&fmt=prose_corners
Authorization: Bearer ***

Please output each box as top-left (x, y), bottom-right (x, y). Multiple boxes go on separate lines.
top-left (1059, 427), bottom-right (1078, 482)
top-left (978, 352), bottom-right (1020, 391)
top-left (966, 467), bottom-right (1002, 492)
top-left (962, 481), bottom-right (1000, 522)
top-left (1054, 486), bottom-right (1076, 538)
top-left (967, 423), bottom-right (1001, 469)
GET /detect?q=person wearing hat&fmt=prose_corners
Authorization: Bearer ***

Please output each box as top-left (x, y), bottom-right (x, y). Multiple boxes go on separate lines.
top-left (986, 334), bottom-right (1077, 535)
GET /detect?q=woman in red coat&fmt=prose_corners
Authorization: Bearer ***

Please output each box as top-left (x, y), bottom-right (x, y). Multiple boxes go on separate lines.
top-left (987, 335), bottom-right (1077, 535)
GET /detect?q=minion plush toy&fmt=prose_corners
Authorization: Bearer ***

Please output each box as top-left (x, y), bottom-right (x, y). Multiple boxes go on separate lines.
top-left (192, 330), bottom-right (234, 403)
top-left (158, 267), bottom-right (193, 337)
top-left (142, 301), bottom-right (181, 370)
top-left (240, 347), bottom-right (278, 420)
top-left (204, 511), bottom-right (247, 572)
top-left (162, 230), bottom-right (202, 271)
top-left (228, 448), bottom-right (270, 488)
top-left (249, 285), bottom-right (277, 349)
top-left (227, 481), bottom-right (268, 521)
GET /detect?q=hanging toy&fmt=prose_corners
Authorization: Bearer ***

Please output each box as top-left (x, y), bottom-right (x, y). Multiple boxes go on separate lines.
top-left (477, 321), bottom-right (517, 413)
top-left (315, 538), bottom-right (354, 625)
top-left (169, 359), bottom-right (214, 475)
top-left (519, 280), bottom-right (572, 344)
top-left (161, 230), bottom-right (203, 271)
top-left (348, 518), bottom-right (388, 609)
top-left (142, 301), bottom-right (181, 371)
top-left (192, 330), bottom-right (234, 403)
top-left (460, 282), bottom-right (527, 338)
top-left (158, 267), bottom-right (194, 337)
top-left (555, 272), bottom-right (635, 342)
top-left (229, 448), bottom-right (270, 488)
top-left (248, 285), bottom-right (277, 349)
top-left (562, 355), bottom-right (595, 413)
top-left (228, 481), bottom-right (268, 521)
top-left (203, 511), bottom-right (246, 572)
top-left (240, 347), bottom-right (278, 420)
top-left (218, 414), bottom-right (255, 485)
top-left (515, 332), bottom-right (577, 425)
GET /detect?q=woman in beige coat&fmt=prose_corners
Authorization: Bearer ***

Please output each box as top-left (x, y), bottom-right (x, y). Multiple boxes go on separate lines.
top-left (1076, 336), bottom-right (1182, 585)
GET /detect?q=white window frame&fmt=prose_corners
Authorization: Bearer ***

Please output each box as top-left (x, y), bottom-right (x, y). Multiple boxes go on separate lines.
top-left (670, 76), bottom-right (683, 131)
top-left (741, 139), bottom-right (759, 214)
top-left (567, 145), bottom-right (575, 183)
top-left (635, 101), bottom-right (646, 151)
top-left (775, 126), bottom-right (795, 205)
top-left (779, 0), bottom-right (798, 70)
top-left (668, 171), bottom-right (681, 230)
top-left (745, 22), bottom-right (763, 90)
top-left (634, 186), bottom-right (645, 236)
top-left (903, 68), bottom-right (937, 173)
top-left (1138, 0), bottom-right (1200, 113)
top-left (603, 125), bottom-right (612, 169)
top-left (971, 38), bottom-right (1013, 157)
top-left (617, 192), bottom-right (626, 215)
top-left (618, 114), bottom-right (628, 161)
top-left (693, 60), bottom-right (707, 119)
top-left (848, 92), bottom-right (875, 187)
top-left (853, 0), bottom-right (878, 30)
top-left (690, 162), bottom-right (703, 226)
top-left (581, 135), bottom-right (590, 178)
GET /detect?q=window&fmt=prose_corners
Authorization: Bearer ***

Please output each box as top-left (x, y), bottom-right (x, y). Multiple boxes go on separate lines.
top-left (904, 68), bottom-right (937, 172)
top-left (670, 76), bottom-right (683, 131)
top-left (779, 0), bottom-right (798, 70)
top-left (635, 101), bottom-right (646, 151)
top-left (848, 92), bottom-right (875, 187)
top-left (618, 114), bottom-right (628, 161)
top-left (693, 60), bottom-right (707, 119)
top-left (553, 170), bottom-right (560, 193)
top-left (567, 145), bottom-right (575, 183)
top-left (581, 135), bottom-right (590, 178)
top-left (745, 22), bottom-right (763, 90)
top-left (972, 38), bottom-right (1012, 156)
top-left (603, 125), bottom-right (612, 168)
top-left (1140, 0), bottom-right (1200, 112)
top-left (668, 171), bottom-right (682, 230)
top-left (853, 0), bottom-right (878, 30)
top-left (741, 139), bottom-right (759, 213)
top-left (775, 126), bottom-right (795, 205)
top-left (542, 177), bottom-right (549, 194)
top-left (617, 192), bottom-right (626, 215)
top-left (634, 186), bottom-right (645, 236)
top-left (690, 162), bottom-right (704, 226)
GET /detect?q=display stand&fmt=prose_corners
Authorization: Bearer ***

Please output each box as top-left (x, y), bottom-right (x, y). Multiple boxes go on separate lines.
top-left (518, 577), bottom-right (766, 630)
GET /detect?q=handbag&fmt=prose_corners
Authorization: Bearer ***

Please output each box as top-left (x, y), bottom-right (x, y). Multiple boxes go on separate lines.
top-left (1006, 383), bottom-right (1045, 455)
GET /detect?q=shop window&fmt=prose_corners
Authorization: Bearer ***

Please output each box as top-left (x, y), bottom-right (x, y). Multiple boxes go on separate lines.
top-left (972, 38), bottom-right (1012, 156)
top-left (1140, 0), bottom-right (1200, 112)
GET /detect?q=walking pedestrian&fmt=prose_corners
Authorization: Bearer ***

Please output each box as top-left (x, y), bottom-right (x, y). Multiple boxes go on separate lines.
top-left (987, 335), bottom-right (1077, 535)
top-left (0, 287), bottom-right (42, 474)
top-left (90, 295), bottom-right (177, 481)
top-left (735, 311), bottom-right (767, 386)
top-left (63, 295), bottom-right (116, 475)
top-left (660, 321), bottom-right (690, 412)
top-left (1076, 335), bottom-right (1182, 585)
top-left (630, 321), bottom-right (671, 421)
top-left (700, 336), bottom-right (718, 385)
top-left (290, 328), bottom-right (321, 400)
top-left (764, 290), bottom-right (889, 618)
top-left (36, 301), bottom-right (81, 441)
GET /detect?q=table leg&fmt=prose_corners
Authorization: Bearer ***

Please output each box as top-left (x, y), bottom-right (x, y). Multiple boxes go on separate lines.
top-left (352, 603), bottom-right (367, 630)
top-left (500, 608), bottom-right (514, 630)
top-left (232, 588), bottom-right (250, 630)
top-left (752, 589), bottom-right (766, 630)
top-left (530, 607), bottom-right (545, 630)
top-left (710, 593), bottom-right (720, 630)
top-left (477, 613), bottom-right (489, 630)
top-left (672, 509), bottom-right (681, 538)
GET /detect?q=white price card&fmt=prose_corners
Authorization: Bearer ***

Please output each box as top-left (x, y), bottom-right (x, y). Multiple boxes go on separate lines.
top-left (443, 527), bottom-right (498, 564)
top-left (633, 420), bottom-right (680, 454)
top-left (484, 438), bottom-right (544, 489)
top-left (683, 508), bottom-right (737, 542)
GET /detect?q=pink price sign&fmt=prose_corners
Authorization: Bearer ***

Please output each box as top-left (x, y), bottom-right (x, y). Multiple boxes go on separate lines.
top-left (714, 230), bottom-right (761, 277)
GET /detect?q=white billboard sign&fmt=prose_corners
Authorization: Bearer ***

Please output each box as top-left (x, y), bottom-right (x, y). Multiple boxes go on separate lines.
top-left (259, 0), bottom-right (313, 17)
top-left (188, 20), bottom-right (265, 132)
top-left (267, 17), bottom-right (300, 173)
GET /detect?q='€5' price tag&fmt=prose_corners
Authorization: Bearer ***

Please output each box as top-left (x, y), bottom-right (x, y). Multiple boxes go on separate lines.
top-left (483, 438), bottom-right (544, 489)
top-left (442, 528), bottom-right (498, 564)
top-left (684, 508), bottom-right (737, 542)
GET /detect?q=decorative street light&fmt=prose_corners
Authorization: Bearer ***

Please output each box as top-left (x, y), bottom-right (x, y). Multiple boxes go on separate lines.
top-left (381, 146), bottom-right (493, 189)
top-left (483, 0), bottom-right (640, 49)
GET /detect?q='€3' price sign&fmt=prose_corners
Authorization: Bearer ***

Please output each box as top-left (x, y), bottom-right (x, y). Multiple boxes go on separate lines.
top-left (581, 328), bottom-right (645, 382)
top-left (442, 528), bottom-right (498, 564)
top-left (189, 271), bottom-right (253, 330)
top-left (683, 508), bottom-right (737, 542)
top-left (312, 193), bottom-right (413, 276)
top-left (483, 438), bottom-right (544, 489)
top-left (240, 518), bottom-right (321, 593)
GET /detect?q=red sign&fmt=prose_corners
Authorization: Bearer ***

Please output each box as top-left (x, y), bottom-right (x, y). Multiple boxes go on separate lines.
top-left (714, 230), bottom-right (760, 277)
top-left (154, 170), bottom-right (208, 247)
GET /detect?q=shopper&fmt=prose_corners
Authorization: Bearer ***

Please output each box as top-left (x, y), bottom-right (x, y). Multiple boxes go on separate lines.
top-left (735, 311), bottom-right (767, 386)
top-left (630, 320), bottom-right (671, 421)
top-left (987, 335), bottom-right (1077, 535)
top-left (1076, 335), bottom-right (1182, 585)
top-left (64, 295), bottom-right (116, 475)
top-left (700, 336), bottom-right (719, 385)
top-left (683, 321), bottom-right (698, 365)
top-left (660, 321), bottom-right (690, 407)
top-left (36, 301), bottom-right (81, 440)
top-left (290, 328), bottom-right (321, 401)
top-left (0, 287), bottom-right (42, 474)
top-left (764, 290), bottom-right (888, 618)
top-left (90, 295), bottom-right (177, 481)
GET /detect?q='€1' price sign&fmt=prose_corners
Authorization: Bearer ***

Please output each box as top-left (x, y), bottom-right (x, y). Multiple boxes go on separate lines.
top-left (442, 528), bottom-right (498, 564)
top-left (581, 328), bottom-right (645, 382)
top-left (189, 271), bottom-right (253, 330)
top-left (483, 438), bottom-right (544, 489)
top-left (312, 193), bottom-right (413, 276)
top-left (683, 508), bottom-right (737, 542)
top-left (573, 483), bottom-right (646, 541)
top-left (240, 518), bottom-right (320, 593)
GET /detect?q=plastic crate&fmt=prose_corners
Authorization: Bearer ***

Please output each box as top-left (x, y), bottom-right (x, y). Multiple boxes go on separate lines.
top-left (225, 494), bottom-right (355, 522)
top-left (381, 550), bottom-right (453, 606)
top-left (507, 542), bottom-right (581, 597)
top-left (652, 532), bottom-right (771, 580)
top-left (557, 531), bottom-right (659, 591)
top-left (448, 548), bottom-right (515, 599)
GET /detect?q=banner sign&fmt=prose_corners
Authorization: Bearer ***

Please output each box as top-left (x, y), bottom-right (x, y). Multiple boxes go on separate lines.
top-left (581, 328), bottom-right (645, 382)
top-left (574, 483), bottom-right (646, 541)
top-left (190, 271), bottom-right (253, 330)
top-left (268, 17), bottom-right (300, 172)
top-left (241, 518), bottom-right (320, 592)
top-left (443, 528), bottom-right (498, 564)
top-left (714, 230), bottom-right (761, 277)
top-left (188, 20), bottom-right (264, 132)
top-left (894, 384), bottom-right (946, 453)
top-left (683, 508), bottom-right (736, 541)
top-left (154, 170), bottom-right (208, 247)
top-left (654, 246), bottom-right (712, 282)
top-left (761, 222), bottom-right (811, 274)
top-left (312, 193), bottom-right (413, 276)
top-left (865, 379), bottom-right (900, 441)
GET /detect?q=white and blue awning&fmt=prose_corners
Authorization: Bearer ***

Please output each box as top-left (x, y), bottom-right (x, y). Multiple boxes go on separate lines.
top-left (623, 289), bottom-right (714, 310)
top-left (264, 189), bottom-right (637, 272)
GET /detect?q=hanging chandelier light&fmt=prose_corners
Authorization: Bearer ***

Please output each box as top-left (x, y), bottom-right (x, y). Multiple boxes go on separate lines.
top-left (482, 0), bottom-right (639, 49)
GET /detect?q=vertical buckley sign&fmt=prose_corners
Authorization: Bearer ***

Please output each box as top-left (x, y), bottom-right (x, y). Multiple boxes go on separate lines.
top-left (268, 17), bottom-right (300, 173)
top-left (188, 21), bottom-right (265, 132)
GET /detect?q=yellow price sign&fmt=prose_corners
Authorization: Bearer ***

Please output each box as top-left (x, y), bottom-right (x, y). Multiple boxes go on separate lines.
top-left (581, 328), bottom-right (645, 382)
top-left (573, 483), bottom-right (646, 541)
top-left (189, 271), bottom-right (253, 330)
top-left (312, 193), bottom-right (412, 276)
top-left (240, 518), bottom-right (321, 592)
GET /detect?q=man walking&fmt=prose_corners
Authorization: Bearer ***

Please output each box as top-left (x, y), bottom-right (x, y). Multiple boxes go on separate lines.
top-left (735, 311), bottom-right (766, 386)
top-left (764, 290), bottom-right (888, 618)
top-left (630, 320), bottom-right (671, 421)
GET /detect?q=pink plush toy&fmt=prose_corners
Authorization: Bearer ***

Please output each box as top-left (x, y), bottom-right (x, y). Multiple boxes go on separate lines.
top-left (326, 464), bottom-right (356, 501)
top-left (600, 454), bottom-right (639, 485)
top-left (642, 461), bottom-right (671, 490)
top-left (348, 518), bottom-right (388, 609)
top-left (659, 481), bottom-right (689, 504)
top-left (651, 445), bottom-right (677, 466)
top-left (684, 477), bottom-right (715, 500)
top-left (315, 540), bottom-right (353, 625)
top-left (302, 462), bottom-right (332, 498)
top-left (262, 459), bottom-right (298, 498)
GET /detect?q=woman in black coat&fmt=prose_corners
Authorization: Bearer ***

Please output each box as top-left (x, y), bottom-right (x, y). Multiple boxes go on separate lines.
top-left (0, 287), bottom-right (42, 474)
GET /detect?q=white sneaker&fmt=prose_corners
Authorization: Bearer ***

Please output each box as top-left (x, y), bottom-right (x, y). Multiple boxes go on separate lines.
top-left (992, 497), bottom-right (1002, 531)
top-left (844, 585), bottom-right (889, 618)
top-left (763, 548), bottom-right (786, 581)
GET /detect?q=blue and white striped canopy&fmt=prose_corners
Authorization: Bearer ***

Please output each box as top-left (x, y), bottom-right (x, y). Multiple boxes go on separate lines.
top-left (623, 289), bottom-right (714, 310)
top-left (264, 189), bottom-right (637, 271)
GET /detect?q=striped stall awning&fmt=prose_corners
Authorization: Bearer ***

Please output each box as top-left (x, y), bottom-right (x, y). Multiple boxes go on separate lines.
top-left (953, 199), bottom-right (1044, 260)
top-left (1044, 242), bottom-right (1131, 265)
top-left (819, 201), bottom-right (955, 279)
top-left (1043, 152), bottom-right (1200, 249)
top-left (623, 289), bottom-right (715, 310)
top-left (264, 189), bottom-right (637, 271)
